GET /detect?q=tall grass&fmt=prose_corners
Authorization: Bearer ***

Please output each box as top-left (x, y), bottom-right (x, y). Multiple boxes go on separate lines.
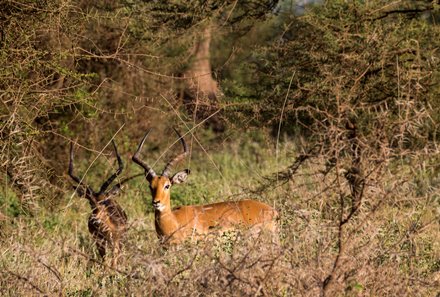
top-left (1, 133), bottom-right (438, 296)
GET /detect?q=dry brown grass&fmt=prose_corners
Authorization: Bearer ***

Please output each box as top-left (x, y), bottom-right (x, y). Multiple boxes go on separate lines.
top-left (1, 137), bottom-right (438, 296)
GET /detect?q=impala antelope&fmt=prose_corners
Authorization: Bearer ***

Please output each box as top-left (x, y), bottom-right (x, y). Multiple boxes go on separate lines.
top-left (69, 139), bottom-right (140, 267)
top-left (132, 129), bottom-right (278, 244)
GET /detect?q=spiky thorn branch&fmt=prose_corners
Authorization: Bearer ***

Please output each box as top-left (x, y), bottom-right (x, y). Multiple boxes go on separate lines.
top-left (321, 119), bottom-right (366, 296)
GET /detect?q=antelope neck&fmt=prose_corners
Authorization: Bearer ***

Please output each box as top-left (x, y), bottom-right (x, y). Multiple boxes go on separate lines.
top-left (155, 207), bottom-right (179, 237)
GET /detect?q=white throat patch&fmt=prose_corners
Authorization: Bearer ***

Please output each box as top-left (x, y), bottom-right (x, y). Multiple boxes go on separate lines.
top-left (154, 202), bottom-right (166, 212)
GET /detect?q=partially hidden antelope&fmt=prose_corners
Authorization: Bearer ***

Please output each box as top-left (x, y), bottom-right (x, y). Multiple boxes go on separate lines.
top-left (132, 129), bottom-right (278, 244)
top-left (69, 140), bottom-right (139, 267)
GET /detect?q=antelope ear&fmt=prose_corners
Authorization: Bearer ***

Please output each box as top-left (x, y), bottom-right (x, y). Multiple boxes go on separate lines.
top-left (171, 169), bottom-right (190, 185)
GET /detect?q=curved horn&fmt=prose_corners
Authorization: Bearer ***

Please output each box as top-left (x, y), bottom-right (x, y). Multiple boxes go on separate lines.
top-left (99, 140), bottom-right (124, 194)
top-left (132, 129), bottom-right (157, 180)
top-left (68, 142), bottom-right (95, 196)
top-left (162, 128), bottom-right (188, 177)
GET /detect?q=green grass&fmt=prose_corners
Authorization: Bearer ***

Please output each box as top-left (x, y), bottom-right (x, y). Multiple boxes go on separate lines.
top-left (0, 134), bottom-right (439, 296)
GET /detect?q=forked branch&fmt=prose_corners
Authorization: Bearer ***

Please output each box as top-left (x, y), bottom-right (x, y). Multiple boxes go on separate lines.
top-left (321, 120), bottom-right (366, 296)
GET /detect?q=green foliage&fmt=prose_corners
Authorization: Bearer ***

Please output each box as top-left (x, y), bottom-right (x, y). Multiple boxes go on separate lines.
top-left (66, 288), bottom-right (93, 297)
top-left (42, 215), bottom-right (59, 232)
top-left (0, 189), bottom-right (25, 218)
top-left (221, 0), bottom-right (440, 143)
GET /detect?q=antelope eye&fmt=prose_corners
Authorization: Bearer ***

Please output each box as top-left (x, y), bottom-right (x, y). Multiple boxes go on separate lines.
top-left (164, 184), bottom-right (170, 190)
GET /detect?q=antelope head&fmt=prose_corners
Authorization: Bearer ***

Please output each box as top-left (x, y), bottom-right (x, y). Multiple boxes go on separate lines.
top-left (68, 140), bottom-right (125, 207)
top-left (132, 128), bottom-right (190, 213)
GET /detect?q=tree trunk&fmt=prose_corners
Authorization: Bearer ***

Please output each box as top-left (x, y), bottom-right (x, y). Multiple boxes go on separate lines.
top-left (182, 26), bottom-right (225, 132)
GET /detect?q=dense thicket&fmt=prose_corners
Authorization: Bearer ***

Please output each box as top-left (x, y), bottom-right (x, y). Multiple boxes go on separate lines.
top-left (0, 0), bottom-right (438, 224)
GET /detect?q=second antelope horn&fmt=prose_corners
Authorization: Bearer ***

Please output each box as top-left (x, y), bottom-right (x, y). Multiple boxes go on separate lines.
top-left (99, 140), bottom-right (124, 194)
top-left (162, 128), bottom-right (188, 177)
top-left (132, 129), bottom-right (157, 179)
top-left (68, 142), bottom-right (95, 196)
